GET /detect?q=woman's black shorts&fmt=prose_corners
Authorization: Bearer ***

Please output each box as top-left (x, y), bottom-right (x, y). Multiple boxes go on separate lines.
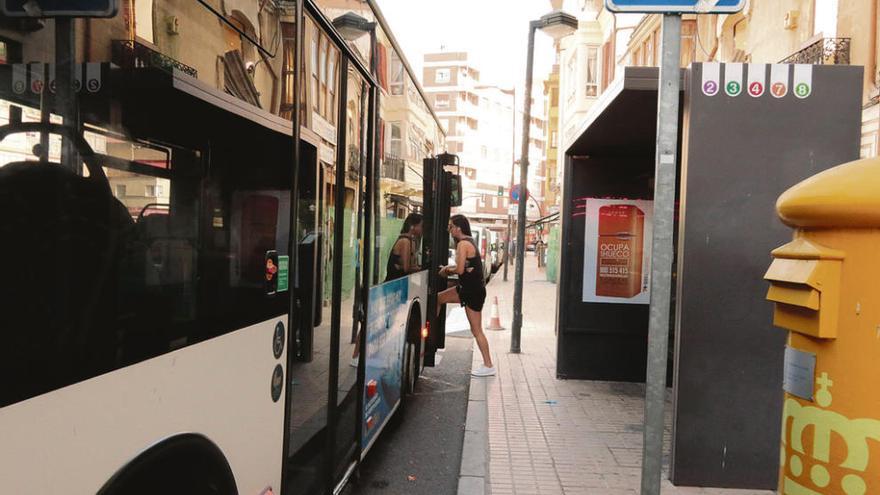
top-left (456, 284), bottom-right (487, 312)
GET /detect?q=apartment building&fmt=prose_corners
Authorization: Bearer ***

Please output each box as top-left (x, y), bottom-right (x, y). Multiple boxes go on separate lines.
top-left (423, 51), bottom-right (547, 231)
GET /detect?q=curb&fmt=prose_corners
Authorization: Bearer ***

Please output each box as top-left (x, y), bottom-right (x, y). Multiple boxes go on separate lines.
top-left (456, 346), bottom-right (489, 495)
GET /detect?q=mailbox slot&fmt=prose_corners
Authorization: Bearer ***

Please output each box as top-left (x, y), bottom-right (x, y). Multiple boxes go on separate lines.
top-left (764, 238), bottom-right (843, 339)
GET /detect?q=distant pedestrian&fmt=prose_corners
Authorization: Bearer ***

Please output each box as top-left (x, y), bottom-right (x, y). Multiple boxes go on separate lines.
top-left (438, 214), bottom-right (495, 377)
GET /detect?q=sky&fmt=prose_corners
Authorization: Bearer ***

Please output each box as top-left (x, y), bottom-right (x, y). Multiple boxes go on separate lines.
top-left (374, 0), bottom-right (561, 98)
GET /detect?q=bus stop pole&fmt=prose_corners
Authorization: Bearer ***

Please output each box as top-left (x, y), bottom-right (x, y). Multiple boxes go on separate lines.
top-left (641, 13), bottom-right (680, 495)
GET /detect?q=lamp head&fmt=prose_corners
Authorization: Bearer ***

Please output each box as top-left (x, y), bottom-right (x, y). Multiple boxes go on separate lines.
top-left (332, 12), bottom-right (375, 41)
top-left (536, 10), bottom-right (578, 40)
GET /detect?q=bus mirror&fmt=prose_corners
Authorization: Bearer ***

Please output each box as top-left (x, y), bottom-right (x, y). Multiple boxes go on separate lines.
top-left (449, 174), bottom-right (462, 207)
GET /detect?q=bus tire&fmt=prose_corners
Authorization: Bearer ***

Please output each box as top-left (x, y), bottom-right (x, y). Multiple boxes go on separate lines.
top-left (97, 433), bottom-right (238, 495)
top-left (402, 308), bottom-right (422, 396)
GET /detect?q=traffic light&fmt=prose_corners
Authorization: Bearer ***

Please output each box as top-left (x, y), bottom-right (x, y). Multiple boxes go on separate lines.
top-left (497, 186), bottom-right (504, 197)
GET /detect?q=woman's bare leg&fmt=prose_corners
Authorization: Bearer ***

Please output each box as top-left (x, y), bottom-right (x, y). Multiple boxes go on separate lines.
top-left (465, 306), bottom-right (493, 368)
top-left (437, 286), bottom-right (460, 316)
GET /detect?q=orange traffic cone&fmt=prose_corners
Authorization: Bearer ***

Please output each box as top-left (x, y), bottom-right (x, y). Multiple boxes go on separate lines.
top-left (486, 296), bottom-right (504, 330)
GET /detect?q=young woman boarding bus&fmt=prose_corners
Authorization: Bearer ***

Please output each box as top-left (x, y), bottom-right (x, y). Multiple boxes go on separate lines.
top-left (437, 214), bottom-right (495, 377)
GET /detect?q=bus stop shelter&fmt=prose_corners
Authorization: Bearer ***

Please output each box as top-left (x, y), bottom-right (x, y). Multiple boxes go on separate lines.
top-left (556, 64), bottom-right (863, 488)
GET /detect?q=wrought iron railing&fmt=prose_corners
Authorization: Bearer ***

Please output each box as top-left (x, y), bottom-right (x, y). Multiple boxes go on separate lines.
top-left (382, 155), bottom-right (406, 181)
top-left (112, 40), bottom-right (198, 78)
top-left (779, 38), bottom-right (851, 65)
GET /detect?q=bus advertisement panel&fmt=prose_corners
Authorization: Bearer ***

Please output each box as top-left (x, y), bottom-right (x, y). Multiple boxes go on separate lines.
top-left (362, 277), bottom-right (409, 453)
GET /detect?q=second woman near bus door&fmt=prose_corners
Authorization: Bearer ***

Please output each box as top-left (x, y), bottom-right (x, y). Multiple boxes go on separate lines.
top-left (438, 214), bottom-right (495, 377)
top-left (385, 213), bottom-right (422, 282)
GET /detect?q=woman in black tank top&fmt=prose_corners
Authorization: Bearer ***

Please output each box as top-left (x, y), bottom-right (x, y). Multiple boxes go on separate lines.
top-left (438, 214), bottom-right (495, 377)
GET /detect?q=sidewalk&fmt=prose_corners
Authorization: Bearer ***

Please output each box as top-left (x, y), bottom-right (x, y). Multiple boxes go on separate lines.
top-left (456, 255), bottom-right (775, 495)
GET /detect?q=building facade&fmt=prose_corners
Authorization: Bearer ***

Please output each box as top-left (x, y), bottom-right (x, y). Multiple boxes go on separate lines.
top-left (422, 51), bottom-right (547, 235)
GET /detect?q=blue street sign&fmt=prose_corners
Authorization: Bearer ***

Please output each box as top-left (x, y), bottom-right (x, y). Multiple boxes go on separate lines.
top-left (510, 184), bottom-right (528, 203)
top-left (605, 0), bottom-right (745, 13)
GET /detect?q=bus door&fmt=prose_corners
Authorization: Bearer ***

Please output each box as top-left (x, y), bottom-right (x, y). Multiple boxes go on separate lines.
top-left (422, 153), bottom-right (462, 366)
top-left (285, 60), bottom-right (369, 494)
top-left (286, 122), bottom-right (331, 493)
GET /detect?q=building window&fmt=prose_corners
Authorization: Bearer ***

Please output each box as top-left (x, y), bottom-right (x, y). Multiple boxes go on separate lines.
top-left (550, 131), bottom-right (558, 149)
top-left (310, 30), bottom-right (319, 113)
top-left (134, 0), bottom-right (154, 43)
top-left (280, 23), bottom-right (296, 120)
top-left (585, 46), bottom-right (599, 97)
top-left (390, 50), bottom-right (405, 95)
top-left (145, 184), bottom-right (164, 197)
top-left (389, 122), bottom-right (402, 157)
top-left (814, 0), bottom-right (838, 38)
top-left (319, 35), bottom-right (328, 117)
top-left (435, 93), bottom-right (450, 109)
top-left (565, 53), bottom-right (576, 104)
top-left (305, 19), bottom-right (340, 125)
top-left (408, 136), bottom-right (420, 160)
top-left (601, 41), bottom-right (615, 91)
top-left (436, 68), bottom-right (451, 83)
top-left (115, 184), bottom-right (127, 198)
top-left (327, 50), bottom-right (337, 123)
top-left (480, 146), bottom-right (487, 159)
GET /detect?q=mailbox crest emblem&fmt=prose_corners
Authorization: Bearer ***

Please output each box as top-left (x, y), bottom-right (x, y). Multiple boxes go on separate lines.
top-left (781, 372), bottom-right (880, 494)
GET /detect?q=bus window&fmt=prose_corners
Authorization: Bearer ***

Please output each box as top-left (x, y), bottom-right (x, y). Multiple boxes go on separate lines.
top-left (0, 99), bottom-right (293, 408)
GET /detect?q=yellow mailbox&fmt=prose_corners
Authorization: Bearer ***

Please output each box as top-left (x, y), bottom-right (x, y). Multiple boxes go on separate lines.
top-left (765, 157), bottom-right (880, 495)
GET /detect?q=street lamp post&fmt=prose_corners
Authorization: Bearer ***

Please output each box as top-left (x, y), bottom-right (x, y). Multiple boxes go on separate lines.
top-left (503, 87), bottom-right (515, 282)
top-left (511, 11), bottom-right (577, 353)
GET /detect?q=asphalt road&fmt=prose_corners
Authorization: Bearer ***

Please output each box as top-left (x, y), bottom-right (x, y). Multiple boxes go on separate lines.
top-left (344, 333), bottom-right (472, 495)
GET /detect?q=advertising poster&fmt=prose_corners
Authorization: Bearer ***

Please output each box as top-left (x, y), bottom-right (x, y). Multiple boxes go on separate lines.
top-left (582, 198), bottom-right (653, 304)
top-left (362, 277), bottom-right (409, 453)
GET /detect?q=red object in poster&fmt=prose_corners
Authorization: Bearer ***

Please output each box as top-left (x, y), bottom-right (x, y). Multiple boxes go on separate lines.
top-left (241, 195), bottom-right (279, 282)
top-left (595, 205), bottom-right (645, 298)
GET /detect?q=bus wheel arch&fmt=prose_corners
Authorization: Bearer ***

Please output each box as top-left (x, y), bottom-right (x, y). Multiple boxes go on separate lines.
top-left (97, 433), bottom-right (238, 495)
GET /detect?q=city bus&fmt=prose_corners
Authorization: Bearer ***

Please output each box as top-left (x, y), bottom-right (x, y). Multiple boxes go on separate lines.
top-left (0, 1), bottom-right (457, 494)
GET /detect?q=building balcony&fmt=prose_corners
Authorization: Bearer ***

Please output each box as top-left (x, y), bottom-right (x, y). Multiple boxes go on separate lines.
top-left (112, 40), bottom-right (198, 78)
top-left (382, 155), bottom-right (406, 181)
top-left (779, 38), bottom-right (851, 65)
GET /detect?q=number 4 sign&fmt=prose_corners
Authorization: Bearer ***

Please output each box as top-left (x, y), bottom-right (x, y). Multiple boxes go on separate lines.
top-left (747, 64), bottom-right (765, 97)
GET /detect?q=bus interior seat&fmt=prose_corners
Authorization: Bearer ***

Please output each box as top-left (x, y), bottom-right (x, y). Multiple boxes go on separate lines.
top-left (0, 161), bottom-right (134, 403)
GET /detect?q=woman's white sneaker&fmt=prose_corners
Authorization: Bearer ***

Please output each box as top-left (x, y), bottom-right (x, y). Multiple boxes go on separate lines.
top-left (471, 365), bottom-right (496, 377)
